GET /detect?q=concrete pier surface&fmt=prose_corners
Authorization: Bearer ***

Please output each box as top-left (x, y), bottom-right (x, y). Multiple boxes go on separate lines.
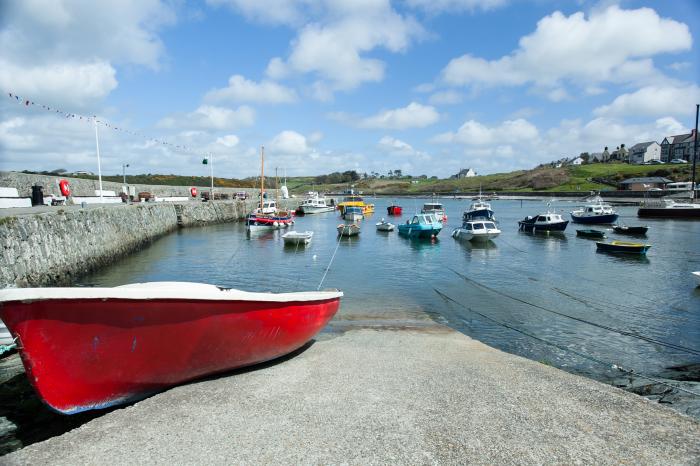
top-left (5, 324), bottom-right (700, 465)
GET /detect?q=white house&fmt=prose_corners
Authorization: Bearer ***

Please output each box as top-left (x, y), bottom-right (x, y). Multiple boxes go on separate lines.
top-left (628, 141), bottom-right (661, 164)
top-left (452, 168), bottom-right (477, 178)
top-left (570, 157), bottom-right (584, 165)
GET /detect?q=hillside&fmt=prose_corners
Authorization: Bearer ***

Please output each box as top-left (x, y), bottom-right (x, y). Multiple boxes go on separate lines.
top-left (21, 163), bottom-right (693, 194)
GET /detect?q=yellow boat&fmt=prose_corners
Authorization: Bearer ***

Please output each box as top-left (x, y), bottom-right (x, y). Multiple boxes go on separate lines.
top-left (337, 192), bottom-right (374, 215)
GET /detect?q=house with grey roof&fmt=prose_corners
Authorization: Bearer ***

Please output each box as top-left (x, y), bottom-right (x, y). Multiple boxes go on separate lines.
top-left (619, 176), bottom-right (672, 191)
top-left (451, 168), bottom-right (477, 178)
top-left (660, 130), bottom-right (698, 162)
top-left (628, 141), bottom-right (660, 164)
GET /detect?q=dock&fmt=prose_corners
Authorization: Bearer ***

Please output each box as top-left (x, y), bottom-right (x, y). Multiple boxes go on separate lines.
top-left (4, 322), bottom-right (699, 464)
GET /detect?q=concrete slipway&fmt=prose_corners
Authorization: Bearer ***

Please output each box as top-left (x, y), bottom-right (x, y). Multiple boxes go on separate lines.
top-left (5, 321), bottom-right (700, 465)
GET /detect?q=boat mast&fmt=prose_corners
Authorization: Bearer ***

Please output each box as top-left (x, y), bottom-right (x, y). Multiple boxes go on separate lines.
top-left (692, 104), bottom-right (698, 201)
top-left (260, 145), bottom-right (264, 211)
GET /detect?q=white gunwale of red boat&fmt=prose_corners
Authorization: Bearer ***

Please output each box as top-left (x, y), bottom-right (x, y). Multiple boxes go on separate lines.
top-left (0, 282), bottom-right (342, 303)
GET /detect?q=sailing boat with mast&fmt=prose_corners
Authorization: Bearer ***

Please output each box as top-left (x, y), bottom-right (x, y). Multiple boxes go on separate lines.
top-left (246, 146), bottom-right (294, 232)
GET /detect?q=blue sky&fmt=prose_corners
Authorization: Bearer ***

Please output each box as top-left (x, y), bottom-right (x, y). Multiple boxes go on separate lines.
top-left (1, 0), bottom-right (699, 178)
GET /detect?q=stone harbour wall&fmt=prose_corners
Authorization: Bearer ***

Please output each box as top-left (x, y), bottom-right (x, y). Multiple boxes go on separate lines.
top-left (0, 199), bottom-right (297, 288)
top-left (0, 171), bottom-right (260, 198)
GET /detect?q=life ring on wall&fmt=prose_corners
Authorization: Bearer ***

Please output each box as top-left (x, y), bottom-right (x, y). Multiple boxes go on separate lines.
top-left (190, 187), bottom-right (198, 197)
top-left (59, 179), bottom-right (71, 196)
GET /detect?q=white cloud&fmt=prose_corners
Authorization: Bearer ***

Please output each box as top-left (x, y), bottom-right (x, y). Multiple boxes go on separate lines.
top-left (594, 84), bottom-right (700, 117)
top-left (215, 134), bottom-right (240, 147)
top-left (346, 102), bottom-right (440, 130)
top-left (428, 90), bottom-right (463, 105)
top-left (157, 105), bottom-right (255, 130)
top-left (433, 118), bottom-right (539, 145)
top-left (205, 0), bottom-right (306, 26)
top-left (406, 0), bottom-right (508, 14)
top-left (0, 0), bottom-right (175, 106)
top-left (377, 136), bottom-right (430, 160)
top-left (262, 1), bottom-right (424, 98)
top-left (268, 130), bottom-right (311, 155)
top-left (441, 6), bottom-right (691, 93)
top-left (0, 60), bottom-right (118, 107)
top-left (667, 61), bottom-right (691, 71)
top-left (205, 74), bottom-right (298, 104)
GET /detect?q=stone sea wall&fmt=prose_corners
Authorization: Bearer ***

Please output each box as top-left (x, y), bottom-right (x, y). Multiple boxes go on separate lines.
top-left (0, 199), bottom-right (296, 288)
top-left (0, 171), bottom-right (259, 198)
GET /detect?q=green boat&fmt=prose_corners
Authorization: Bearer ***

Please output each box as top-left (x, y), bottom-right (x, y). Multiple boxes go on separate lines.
top-left (576, 229), bottom-right (605, 239)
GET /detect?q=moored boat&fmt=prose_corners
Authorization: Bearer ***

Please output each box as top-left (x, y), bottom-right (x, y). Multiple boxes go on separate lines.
top-left (421, 202), bottom-right (447, 223)
top-left (295, 192), bottom-right (334, 215)
top-left (337, 223), bottom-right (360, 236)
top-left (247, 147), bottom-right (293, 232)
top-left (452, 220), bottom-right (500, 242)
top-left (0, 282), bottom-right (342, 414)
top-left (596, 241), bottom-right (651, 255)
top-left (343, 206), bottom-right (364, 221)
top-left (376, 219), bottom-right (395, 231)
top-left (387, 203), bottom-right (402, 216)
top-left (282, 230), bottom-right (313, 245)
top-left (398, 214), bottom-right (442, 239)
top-left (693, 271), bottom-right (700, 286)
top-left (637, 199), bottom-right (700, 218)
top-left (337, 190), bottom-right (374, 215)
top-left (463, 197), bottom-right (495, 222)
top-left (570, 195), bottom-right (619, 224)
top-left (612, 224), bottom-right (648, 235)
top-left (576, 229), bottom-right (605, 239)
top-left (518, 212), bottom-right (569, 232)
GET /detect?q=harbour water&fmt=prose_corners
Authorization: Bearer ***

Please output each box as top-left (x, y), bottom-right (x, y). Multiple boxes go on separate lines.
top-left (78, 197), bottom-right (700, 393)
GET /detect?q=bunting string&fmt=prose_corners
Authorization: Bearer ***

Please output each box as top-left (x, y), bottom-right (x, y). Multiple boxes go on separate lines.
top-left (5, 91), bottom-right (210, 159)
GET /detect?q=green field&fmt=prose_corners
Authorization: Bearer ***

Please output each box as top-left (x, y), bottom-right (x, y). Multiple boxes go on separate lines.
top-left (25, 162), bottom-right (693, 194)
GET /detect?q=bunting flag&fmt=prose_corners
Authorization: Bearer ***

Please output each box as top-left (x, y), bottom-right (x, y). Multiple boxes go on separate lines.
top-left (4, 90), bottom-right (210, 161)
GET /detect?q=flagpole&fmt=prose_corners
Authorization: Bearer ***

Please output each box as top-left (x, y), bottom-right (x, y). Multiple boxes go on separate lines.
top-left (210, 154), bottom-right (214, 199)
top-left (94, 118), bottom-right (103, 201)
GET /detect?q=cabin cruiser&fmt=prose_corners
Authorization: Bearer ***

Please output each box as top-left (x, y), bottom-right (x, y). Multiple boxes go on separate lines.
top-left (463, 198), bottom-right (495, 222)
top-left (296, 192), bottom-right (334, 214)
top-left (570, 195), bottom-right (618, 224)
top-left (452, 220), bottom-right (501, 242)
top-left (518, 212), bottom-right (569, 232)
top-left (337, 190), bottom-right (374, 215)
top-left (398, 213), bottom-right (443, 238)
top-left (421, 202), bottom-right (447, 223)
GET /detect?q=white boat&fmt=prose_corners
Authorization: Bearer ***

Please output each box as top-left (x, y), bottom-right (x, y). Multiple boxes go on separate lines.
top-left (343, 206), bottom-right (364, 222)
top-left (296, 193), bottom-right (334, 214)
top-left (693, 271), bottom-right (700, 287)
top-left (421, 202), bottom-right (447, 223)
top-left (570, 194), bottom-right (618, 224)
top-left (376, 219), bottom-right (395, 232)
top-left (452, 220), bottom-right (501, 242)
top-left (282, 231), bottom-right (313, 245)
top-left (337, 223), bottom-right (360, 236)
top-left (463, 199), bottom-right (495, 222)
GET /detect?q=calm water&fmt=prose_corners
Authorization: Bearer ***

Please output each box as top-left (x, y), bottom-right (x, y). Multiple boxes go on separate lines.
top-left (79, 198), bottom-right (700, 385)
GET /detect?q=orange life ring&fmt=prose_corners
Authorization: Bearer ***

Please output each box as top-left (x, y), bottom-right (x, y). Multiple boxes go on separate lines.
top-left (190, 187), bottom-right (198, 197)
top-left (59, 179), bottom-right (71, 196)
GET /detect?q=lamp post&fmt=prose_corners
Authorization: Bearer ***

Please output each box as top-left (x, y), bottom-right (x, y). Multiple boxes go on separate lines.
top-left (122, 163), bottom-right (130, 201)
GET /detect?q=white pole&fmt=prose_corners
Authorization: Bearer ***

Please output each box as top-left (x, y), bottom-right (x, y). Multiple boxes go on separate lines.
top-left (210, 154), bottom-right (214, 198)
top-left (94, 118), bottom-right (103, 201)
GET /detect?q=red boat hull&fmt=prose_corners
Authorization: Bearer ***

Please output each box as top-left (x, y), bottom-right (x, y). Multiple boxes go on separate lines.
top-left (0, 297), bottom-right (339, 414)
top-left (387, 205), bottom-right (402, 215)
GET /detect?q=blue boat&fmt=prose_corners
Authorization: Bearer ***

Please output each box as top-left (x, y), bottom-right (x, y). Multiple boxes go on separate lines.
top-left (398, 214), bottom-right (442, 239)
top-left (570, 195), bottom-right (619, 224)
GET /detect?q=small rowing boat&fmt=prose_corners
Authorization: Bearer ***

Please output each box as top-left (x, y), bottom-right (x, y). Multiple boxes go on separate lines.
top-left (376, 219), bottom-right (395, 231)
top-left (612, 224), bottom-right (648, 235)
top-left (576, 229), bottom-right (605, 239)
top-left (0, 282), bottom-right (342, 414)
top-left (282, 230), bottom-right (313, 245)
top-left (337, 223), bottom-right (360, 236)
top-left (596, 241), bottom-right (651, 255)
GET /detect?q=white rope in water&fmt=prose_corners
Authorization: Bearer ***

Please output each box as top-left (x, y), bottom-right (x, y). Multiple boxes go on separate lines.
top-left (317, 230), bottom-right (343, 290)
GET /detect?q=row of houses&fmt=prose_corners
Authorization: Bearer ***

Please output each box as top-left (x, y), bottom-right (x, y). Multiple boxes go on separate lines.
top-left (584, 129), bottom-right (698, 165)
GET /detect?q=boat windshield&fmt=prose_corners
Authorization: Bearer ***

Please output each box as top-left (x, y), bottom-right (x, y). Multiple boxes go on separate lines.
top-left (473, 223), bottom-right (485, 230)
top-left (484, 222), bottom-right (496, 229)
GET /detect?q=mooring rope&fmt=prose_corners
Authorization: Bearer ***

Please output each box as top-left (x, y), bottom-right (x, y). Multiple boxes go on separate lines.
top-left (448, 267), bottom-right (700, 356)
top-left (433, 288), bottom-right (700, 397)
top-left (317, 228), bottom-right (343, 290)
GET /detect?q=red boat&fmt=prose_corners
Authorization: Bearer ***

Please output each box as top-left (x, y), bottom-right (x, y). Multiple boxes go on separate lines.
top-left (387, 203), bottom-right (402, 216)
top-left (0, 282), bottom-right (342, 414)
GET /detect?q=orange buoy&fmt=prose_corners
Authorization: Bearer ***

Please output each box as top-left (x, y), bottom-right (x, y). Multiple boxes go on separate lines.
top-left (59, 179), bottom-right (71, 196)
top-left (190, 187), bottom-right (197, 197)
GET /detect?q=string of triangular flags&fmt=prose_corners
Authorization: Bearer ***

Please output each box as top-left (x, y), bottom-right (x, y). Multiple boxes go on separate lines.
top-left (5, 91), bottom-right (209, 158)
